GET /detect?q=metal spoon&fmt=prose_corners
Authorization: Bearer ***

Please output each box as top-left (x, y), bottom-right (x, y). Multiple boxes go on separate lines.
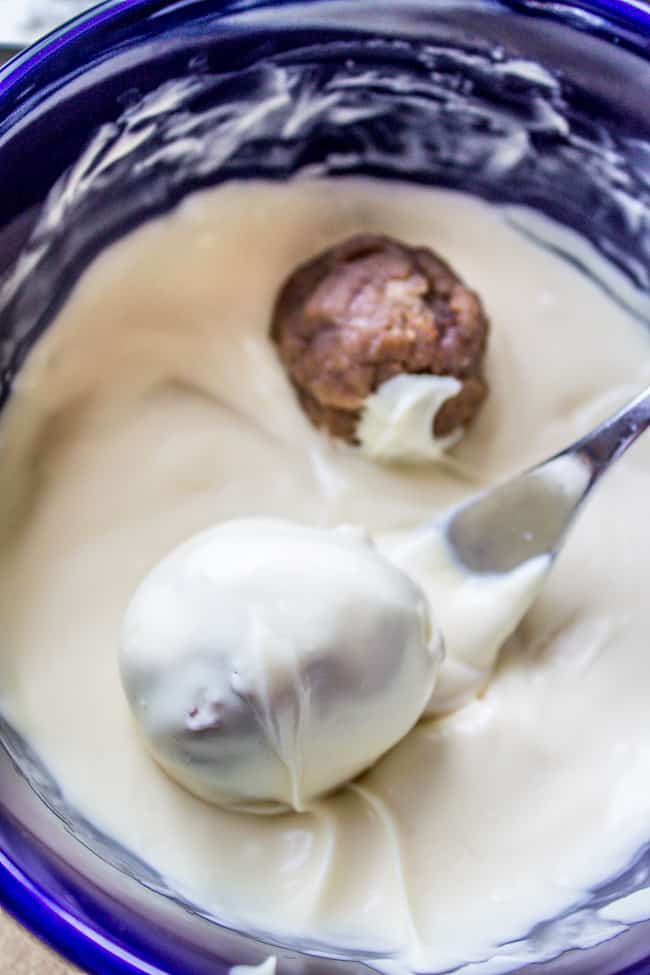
top-left (446, 385), bottom-right (650, 575)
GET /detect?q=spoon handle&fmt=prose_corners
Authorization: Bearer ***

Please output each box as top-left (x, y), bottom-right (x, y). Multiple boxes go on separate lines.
top-left (568, 385), bottom-right (650, 485)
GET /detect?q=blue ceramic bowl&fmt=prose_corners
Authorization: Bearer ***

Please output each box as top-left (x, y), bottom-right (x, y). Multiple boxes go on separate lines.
top-left (1, 2), bottom-right (650, 973)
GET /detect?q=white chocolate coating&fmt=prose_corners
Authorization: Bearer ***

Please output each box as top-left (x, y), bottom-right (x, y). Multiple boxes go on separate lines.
top-left (1, 179), bottom-right (650, 971)
top-left (120, 518), bottom-right (440, 812)
top-left (357, 373), bottom-right (463, 463)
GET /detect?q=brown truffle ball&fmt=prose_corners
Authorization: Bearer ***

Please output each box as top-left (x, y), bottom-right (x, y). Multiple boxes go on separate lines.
top-left (271, 234), bottom-right (489, 445)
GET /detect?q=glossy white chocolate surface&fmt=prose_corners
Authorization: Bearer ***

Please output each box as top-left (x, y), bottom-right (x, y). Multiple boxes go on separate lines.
top-left (1, 179), bottom-right (650, 970)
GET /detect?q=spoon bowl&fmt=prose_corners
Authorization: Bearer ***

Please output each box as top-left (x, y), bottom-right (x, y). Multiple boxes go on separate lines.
top-left (446, 385), bottom-right (650, 574)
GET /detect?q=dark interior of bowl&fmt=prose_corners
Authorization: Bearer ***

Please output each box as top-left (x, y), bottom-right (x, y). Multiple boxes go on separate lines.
top-left (1, 3), bottom-right (650, 975)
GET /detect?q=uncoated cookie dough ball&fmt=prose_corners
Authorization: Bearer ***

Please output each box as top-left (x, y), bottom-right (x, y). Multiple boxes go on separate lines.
top-left (271, 234), bottom-right (489, 462)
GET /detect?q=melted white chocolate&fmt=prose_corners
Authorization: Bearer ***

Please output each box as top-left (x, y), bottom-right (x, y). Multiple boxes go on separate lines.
top-left (357, 373), bottom-right (463, 462)
top-left (1, 179), bottom-right (650, 971)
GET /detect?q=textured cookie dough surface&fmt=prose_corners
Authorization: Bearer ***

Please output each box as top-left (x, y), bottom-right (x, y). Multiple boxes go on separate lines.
top-left (271, 233), bottom-right (488, 444)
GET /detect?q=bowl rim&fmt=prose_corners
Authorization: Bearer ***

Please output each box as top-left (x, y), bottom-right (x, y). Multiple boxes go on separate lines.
top-left (1, 1), bottom-right (650, 974)
top-left (0, 844), bottom-right (169, 974)
top-left (1, 0), bottom-right (650, 94)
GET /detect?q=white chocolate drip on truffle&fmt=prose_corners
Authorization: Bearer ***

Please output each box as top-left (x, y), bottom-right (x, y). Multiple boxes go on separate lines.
top-left (357, 374), bottom-right (463, 463)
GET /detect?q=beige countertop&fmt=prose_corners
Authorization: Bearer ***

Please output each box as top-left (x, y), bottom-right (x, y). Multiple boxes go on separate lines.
top-left (0, 907), bottom-right (80, 974)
